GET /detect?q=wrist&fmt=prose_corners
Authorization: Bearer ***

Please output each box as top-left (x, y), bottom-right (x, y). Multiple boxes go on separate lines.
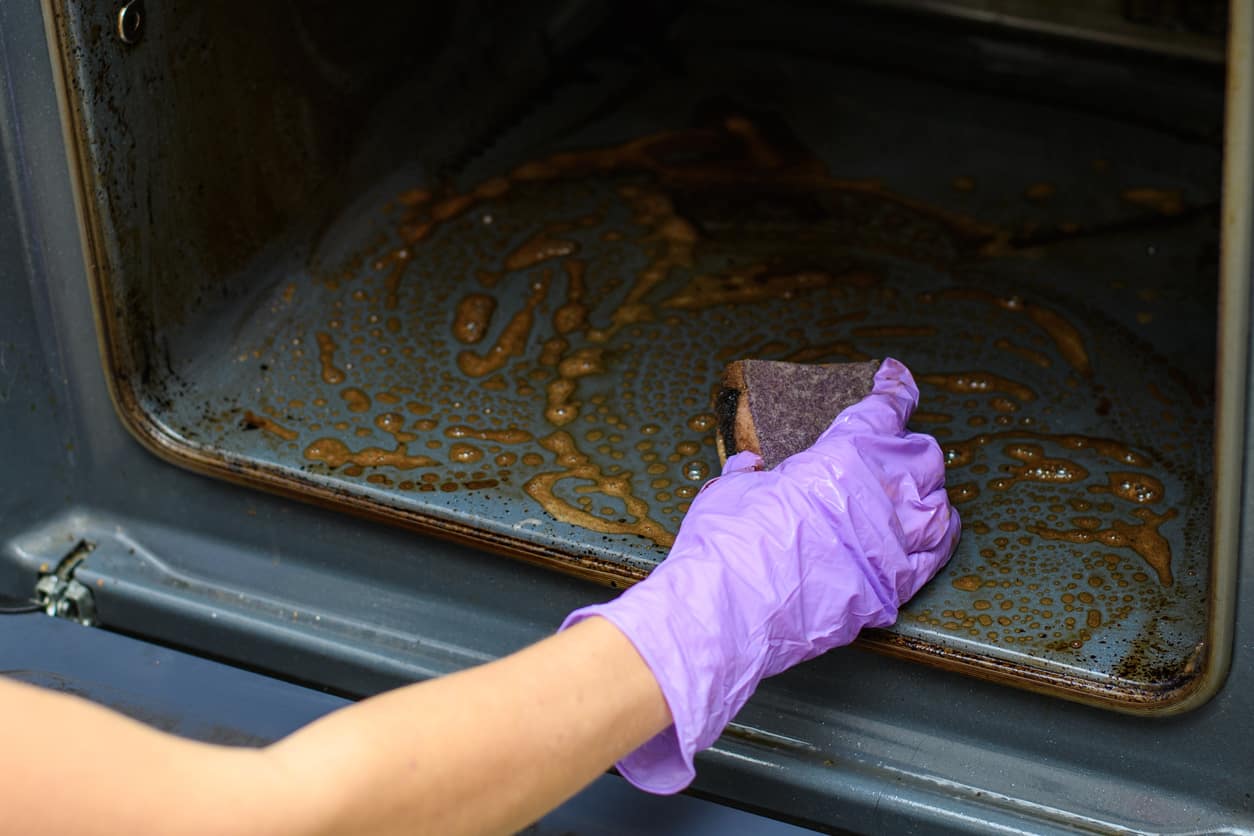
top-left (560, 544), bottom-right (765, 794)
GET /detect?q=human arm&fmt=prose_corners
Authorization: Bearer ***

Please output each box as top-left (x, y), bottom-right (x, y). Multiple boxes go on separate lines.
top-left (1, 615), bottom-right (669, 836)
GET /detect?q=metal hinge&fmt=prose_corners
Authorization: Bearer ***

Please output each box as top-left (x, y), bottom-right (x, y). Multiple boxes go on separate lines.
top-left (34, 540), bottom-right (97, 626)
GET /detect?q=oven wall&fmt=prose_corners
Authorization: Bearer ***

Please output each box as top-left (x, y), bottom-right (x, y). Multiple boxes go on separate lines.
top-left (2, 1), bottom-right (1252, 833)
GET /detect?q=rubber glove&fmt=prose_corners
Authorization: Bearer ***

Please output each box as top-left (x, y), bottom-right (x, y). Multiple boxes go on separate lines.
top-left (560, 357), bottom-right (960, 794)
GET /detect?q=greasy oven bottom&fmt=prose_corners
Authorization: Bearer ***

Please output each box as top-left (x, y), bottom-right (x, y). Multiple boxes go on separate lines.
top-left (132, 41), bottom-right (1219, 708)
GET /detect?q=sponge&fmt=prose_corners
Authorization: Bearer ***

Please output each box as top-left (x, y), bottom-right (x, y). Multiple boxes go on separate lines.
top-left (714, 359), bottom-right (883, 469)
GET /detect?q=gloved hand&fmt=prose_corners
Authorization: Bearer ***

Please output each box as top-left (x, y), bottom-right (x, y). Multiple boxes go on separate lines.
top-left (560, 357), bottom-right (960, 794)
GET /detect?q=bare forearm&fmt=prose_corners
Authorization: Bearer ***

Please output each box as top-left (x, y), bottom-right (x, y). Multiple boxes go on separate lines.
top-left (0, 617), bottom-right (668, 836)
top-left (266, 616), bottom-right (671, 836)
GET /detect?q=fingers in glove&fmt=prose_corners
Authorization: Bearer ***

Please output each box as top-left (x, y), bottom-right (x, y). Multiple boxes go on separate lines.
top-left (900, 498), bottom-right (962, 601)
top-left (850, 430), bottom-right (947, 502)
top-left (895, 481), bottom-right (958, 555)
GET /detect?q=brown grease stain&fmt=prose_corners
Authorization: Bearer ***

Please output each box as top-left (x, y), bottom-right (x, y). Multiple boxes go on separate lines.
top-left (948, 482), bottom-right (980, 504)
top-left (1029, 508), bottom-right (1178, 586)
top-left (453, 294), bottom-right (497, 344)
top-left (664, 266), bottom-right (879, 310)
top-left (304, 438), bottom-right (438, 470)
top-left (243, 411), bottom-right (298, 441)
top-left (988, 444), bottom-right (1089, 491)
top-left (315, 333), bottom-right (346, 385)
top-left (504, 229), bottom-right (579, 272)
top-left (374, 412), bottom-right (417, 443)
top-left (1122, 188), bottom-right (1184, 216)
top-left (554, 259), bottom-right (589, 335)
top-left (935, 290), bottom-right (1088, 375)
top-left (341, 388), bottom-right (371, 413)
top-left (952, 574), bottom-right (983, 592)
top-left (444, 425), bottom-right (533, 444)
top-left (457, 272), bottom-right (551, 377)
top-left (993, 338), bottom-right (1051, 368)
top-left (524, 432), bottom-right (674, 547)
top-left (1089, 472), bottom-right (1165, 505)
top-left (449, 443), bottom-right (484, 464)
top-left (920, 371), bottom-right (1036, 402)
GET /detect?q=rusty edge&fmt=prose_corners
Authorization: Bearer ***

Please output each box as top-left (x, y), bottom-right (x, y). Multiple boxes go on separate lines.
top-left (40, 0), bottom-right (1249, 714)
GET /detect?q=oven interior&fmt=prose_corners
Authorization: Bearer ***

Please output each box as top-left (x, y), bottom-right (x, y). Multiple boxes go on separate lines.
top-left (48, 0), bottom-right (1231, 709)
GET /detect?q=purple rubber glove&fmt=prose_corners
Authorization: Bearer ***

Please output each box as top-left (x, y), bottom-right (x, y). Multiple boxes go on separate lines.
top-left (560, 357), bottom-right (960, 794)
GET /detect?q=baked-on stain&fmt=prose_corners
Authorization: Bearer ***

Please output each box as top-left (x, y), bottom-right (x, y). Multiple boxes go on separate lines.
top-left (443, 425), bottom-right (533, 443)
top-left (524, 432), bottom-right (675, 547)
top-left (304, 438), bottom-right (438, 470)
top-left (987, 443), bottom-right (1089, 490)
top-left (315, 333), bottom-right (347, 384)
top-left (1090, 472), bottom-right (1165, 505)
top-left (457, 271), bottom-right (552, 377)
top-left (663, 267), bottom-right (879, 310)
top-left (952, 574), bottom-right (983, 592)
top-left (1029, 508), bottom-right (1178, 587)
top-left (553, 260), bottom-right (589, 335)
top-left (947, 482), bottom-right (980, 504)
top-left (503, 228), bottom-right (579, 272)
top-left (1121, 187), bottom-right (1184, 216)
top-left (993, 338), bottom-right (1051, 368)
top-left (543, 347), bottom-right (607, 427)
top-left (452, 294), bottom-right (497, 344)
top-left (340, 388), bottom-right (371, 413)
top-left (449, 443), bottom-right (484, 464)
top-left (243, 411), bottom-right (298, 441)
top-left (919, 371), bottom-right (1036, 402)
top-left (374, 247), bottom-right (413, 310)
top-left (932, 289), bottom-right (1088, 375)
top-left (687, 413), bottom-right (716, 433)
top-left (374, 412), bottom-right (417, 443)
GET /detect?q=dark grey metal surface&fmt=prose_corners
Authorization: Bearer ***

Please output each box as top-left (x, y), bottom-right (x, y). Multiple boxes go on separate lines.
top-left (45, 0), bottom-right (1225, 707)
top-left (2, 1), bottom-right (1252, 833)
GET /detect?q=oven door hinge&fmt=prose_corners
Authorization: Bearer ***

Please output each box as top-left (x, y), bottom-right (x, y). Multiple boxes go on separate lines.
top-left (34, 539), bottom-right (98, 626)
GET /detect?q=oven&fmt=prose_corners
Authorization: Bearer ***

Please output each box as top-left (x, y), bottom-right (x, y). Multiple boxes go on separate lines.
top-left (2, 0), bottom-right (1251, 831)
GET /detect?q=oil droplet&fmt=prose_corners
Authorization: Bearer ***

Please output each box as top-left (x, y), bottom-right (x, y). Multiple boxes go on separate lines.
top-left (452, 294), bottom-right (497, 344)
top-left (449, 443), bottom-right (484, 464)
top-left (243, 411), bottom-right (298, 441)
top-left (316, 333), bottom-right (346, 384)
top-left (952, 574), bottom-right (983, 592)
top-left (341, 388), bottom-right (371, 413)
top-left (1089, 471), bottom-right (1164, 504)
top-left (687, 413), bottom-right (716, 433)
top-left (947, 482), bottom-right (980, 504)
top-left (682, 461), bottom-right (709, 481)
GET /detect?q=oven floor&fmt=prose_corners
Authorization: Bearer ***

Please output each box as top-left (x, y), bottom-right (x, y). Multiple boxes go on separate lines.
top-left (148, 40), bottom-right (1220, 705)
